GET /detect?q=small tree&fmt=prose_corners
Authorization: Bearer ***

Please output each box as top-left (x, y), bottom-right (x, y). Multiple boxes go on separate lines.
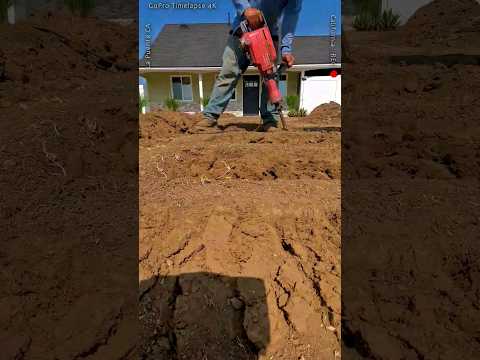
top-left (64, 0), bottom-right (95, 17)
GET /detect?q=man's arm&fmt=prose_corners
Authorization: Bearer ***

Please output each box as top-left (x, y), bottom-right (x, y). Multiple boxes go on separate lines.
top-left (281, 0), bottom-right (302, 55)
top-left (232, 0), bottom-right (251, 17)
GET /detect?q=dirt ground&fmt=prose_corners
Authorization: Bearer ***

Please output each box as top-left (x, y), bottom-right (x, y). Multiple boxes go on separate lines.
top-left (342, 0), bottom-right (480, 358)
top-left (0, 11), bottom-right (138, 359)
top-left (139, 109), bottom-right (341, 359)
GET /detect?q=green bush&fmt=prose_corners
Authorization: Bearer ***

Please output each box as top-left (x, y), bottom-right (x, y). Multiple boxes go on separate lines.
top-left (354, 8), bottom-right (400, 31)
top-left (297, 108), bottom-right (307, 117)
top-left (286, 95), bottom-right (300, 112)
top-left (64, 0), bottom-right (96, 17)
top-left (378, 9), bottom-right (400, 30)
top-left (165, 97), bottom-right (179, 112)
top-left (353, 11), bottom-right (378, 31)
top-left (139, 96), bottom-right (148, 113)
top-left (288, 107), bottom-right (308, 117)
top-left (202, 97), bottom-right (210, 107)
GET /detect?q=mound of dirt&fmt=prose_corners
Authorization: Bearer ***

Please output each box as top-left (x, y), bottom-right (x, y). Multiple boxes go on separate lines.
top-left (1, 11), bottom-right (137, 359)
top-left (403, 0), bottom-right (480, 46)
top-left (293, 102), bottom-right (341, 128)
top-left (310, 102), bottom-right (341, 115)
top-left (140, 110), bottom-right (200, 139)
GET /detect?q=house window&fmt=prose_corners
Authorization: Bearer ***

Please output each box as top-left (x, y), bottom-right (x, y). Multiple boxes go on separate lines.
top-left (279, 74), bottom-right (287, 99)
top-left (171, 76), bottom-right (193, 101)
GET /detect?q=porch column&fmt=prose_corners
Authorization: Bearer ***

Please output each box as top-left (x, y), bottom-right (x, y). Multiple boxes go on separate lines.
top-left (198, 73), bottom-right (204, 111)
top-left (299, 71), bottom-right (305, 109)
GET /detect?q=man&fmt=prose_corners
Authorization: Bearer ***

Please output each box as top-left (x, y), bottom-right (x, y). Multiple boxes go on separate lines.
top-left (192, 0), bottom-right (302, 132)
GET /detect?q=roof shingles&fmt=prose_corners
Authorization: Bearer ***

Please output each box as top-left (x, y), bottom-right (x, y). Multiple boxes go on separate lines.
top-left (140, 23), bottom-right (341, 68)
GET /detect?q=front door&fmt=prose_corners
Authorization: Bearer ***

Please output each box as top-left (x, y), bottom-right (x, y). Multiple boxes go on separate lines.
top-left (242, 75), bottom-right (260, 115)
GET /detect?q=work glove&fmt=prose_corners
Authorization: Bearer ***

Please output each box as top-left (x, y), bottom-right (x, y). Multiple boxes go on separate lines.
top-left (244, 7), bottom-right (263, 29)
top-left (282, 53), bottom-right (295, 68)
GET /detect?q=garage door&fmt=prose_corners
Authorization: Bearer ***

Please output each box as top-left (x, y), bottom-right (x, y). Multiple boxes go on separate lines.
top-left (300, 75), bottom-right (341, 113)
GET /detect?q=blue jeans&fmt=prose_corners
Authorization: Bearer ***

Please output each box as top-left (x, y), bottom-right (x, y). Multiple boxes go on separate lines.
top-left (203, 35), bottom-right (280, 124)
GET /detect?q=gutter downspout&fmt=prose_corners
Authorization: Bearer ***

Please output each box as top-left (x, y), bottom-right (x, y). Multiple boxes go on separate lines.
top-left (299, 71), bottom-right (305, 109)
top-left (199, 73), bottom-right (204, 112)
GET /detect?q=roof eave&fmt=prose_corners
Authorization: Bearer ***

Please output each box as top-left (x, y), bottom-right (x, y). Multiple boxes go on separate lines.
top-left (139, 63), bottom-right (341, 74)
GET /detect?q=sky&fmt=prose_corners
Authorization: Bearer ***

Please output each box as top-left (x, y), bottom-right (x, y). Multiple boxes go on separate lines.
top-left (139, 0), bottom-right (341, 59)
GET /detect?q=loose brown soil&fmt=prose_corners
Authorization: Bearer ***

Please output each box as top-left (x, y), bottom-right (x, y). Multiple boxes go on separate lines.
top-left (139, 113), bottom-right (341, 359)
top-left (403, 0), bottom-right (480, 47)
top-left (1, 12), bottom-right (138, 359)
top-left (342, 0), bottom-right (480, 358)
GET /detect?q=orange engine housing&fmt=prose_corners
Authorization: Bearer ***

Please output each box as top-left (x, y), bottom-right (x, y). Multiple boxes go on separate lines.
top-left (240, 25), bottom-right (282, 104)
top-left (240, 26), bottom-right (277, 75)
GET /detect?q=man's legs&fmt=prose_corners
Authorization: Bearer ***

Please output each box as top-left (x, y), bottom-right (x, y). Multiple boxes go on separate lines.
top-left (202, 35), bottom-right (249, 122)
top-left (260, 40), bottom-right (281, 127)
top-left (260, 81), bottom-right (281, 125)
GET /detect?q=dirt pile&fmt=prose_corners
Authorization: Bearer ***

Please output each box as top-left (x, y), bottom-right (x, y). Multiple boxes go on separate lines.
top-left (306, 102), bottom-right (341, 127)
top-left (403, 0), bottom-right (480, 46)
top-left (140, 111), bottom-right (200, 139)
top-left (0, 12), bottom-right (137, 359)
top-left (140, 115), bottom-right (341, 359)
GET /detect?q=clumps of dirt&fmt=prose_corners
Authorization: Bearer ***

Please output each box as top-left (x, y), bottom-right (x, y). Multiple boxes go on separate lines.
top-left (1, 11), bottom-right (137, 358)
top-left (140, 111), bottom-right (200, 139)
top-left (0, 10), bottom-right (137, 88)
top-left (402, 0), bottom-right (480, 46)
top-left (139, 109), bottom-right (341, 358)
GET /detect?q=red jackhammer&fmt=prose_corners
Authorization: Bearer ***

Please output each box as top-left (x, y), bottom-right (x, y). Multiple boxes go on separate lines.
top-left (239, 15), bottom-right (288, 130)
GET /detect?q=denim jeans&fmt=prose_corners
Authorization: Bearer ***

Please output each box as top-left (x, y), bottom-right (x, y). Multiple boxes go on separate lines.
top-left (203, 35), bottom-right (280, 124)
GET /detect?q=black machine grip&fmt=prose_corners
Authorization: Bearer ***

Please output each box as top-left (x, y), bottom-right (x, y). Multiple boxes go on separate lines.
top-left (239, 11), bottom-right (266, 34)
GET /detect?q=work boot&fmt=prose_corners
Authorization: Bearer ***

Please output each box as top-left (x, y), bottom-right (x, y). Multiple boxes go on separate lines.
top-left (256, 121), bottom-right (281, 133)
top-left (190, 116), bottom-right (219, 133)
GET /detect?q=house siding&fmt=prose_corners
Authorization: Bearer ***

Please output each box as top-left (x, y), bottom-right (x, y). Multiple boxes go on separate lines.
top-left (145, 71), bottom-right (244, 113)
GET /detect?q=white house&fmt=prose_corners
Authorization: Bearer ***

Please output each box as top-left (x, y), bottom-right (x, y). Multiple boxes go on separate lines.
top-left (139, 23), bottom-right (341, 115)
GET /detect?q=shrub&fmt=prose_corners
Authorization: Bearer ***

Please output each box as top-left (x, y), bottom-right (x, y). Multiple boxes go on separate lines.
top-left (64, 0), bottom-right (96, 17)
top-left (139, 96), bottom-right (148, 113)
top-left (202, 97), bottom-right (210, 107)
top-left (297, 108), bottom-right (307, 117)
top-left (353, 11), bottom-right (378, 31)
top-left (354, 8), bottom-right (400, 31)
top-left (378, 9), bottom-right (400, 30)
top-left (286, 95), bottom-right (300, 112)
top-left (165, 97), bottom-right (179, 112)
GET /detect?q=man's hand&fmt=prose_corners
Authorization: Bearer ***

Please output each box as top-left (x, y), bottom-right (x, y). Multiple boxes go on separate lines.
top-left (244, 7), bottom-right (263, 29)
top-left (282, 53), bottom-right (295, 68)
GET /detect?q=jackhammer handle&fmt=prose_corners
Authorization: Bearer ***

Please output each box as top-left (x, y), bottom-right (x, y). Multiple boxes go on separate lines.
top-left (240, 11), bottom-right (266, 33)
top-left (277, 63), bottom-right (288, 75)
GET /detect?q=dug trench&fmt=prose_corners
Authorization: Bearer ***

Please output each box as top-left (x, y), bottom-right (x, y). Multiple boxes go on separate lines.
top-left (139, 111), bottom-right (341, 359)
